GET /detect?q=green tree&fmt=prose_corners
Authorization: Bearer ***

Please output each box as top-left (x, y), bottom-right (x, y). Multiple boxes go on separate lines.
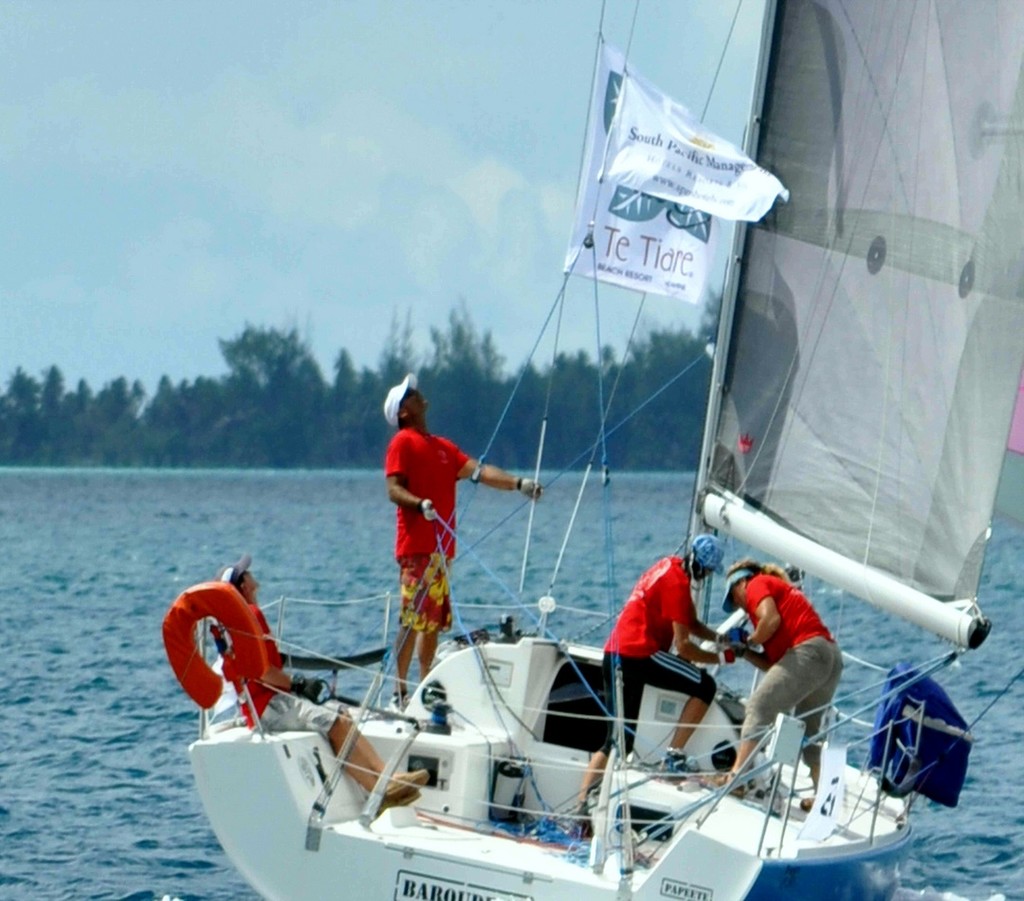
top-left (219, 325), bottom-right (327, 466)
top-left (0, 368), bottom-right (43, 462)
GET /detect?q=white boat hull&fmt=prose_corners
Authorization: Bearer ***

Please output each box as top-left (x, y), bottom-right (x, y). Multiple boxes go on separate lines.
top-left (190, 638), bottom-right (910, 900)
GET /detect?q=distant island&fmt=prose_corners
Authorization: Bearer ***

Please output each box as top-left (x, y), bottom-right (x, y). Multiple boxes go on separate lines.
top-left (0, 307), bottom-right (713, 470)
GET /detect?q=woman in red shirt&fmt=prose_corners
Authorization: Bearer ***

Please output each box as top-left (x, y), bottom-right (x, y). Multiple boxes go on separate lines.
top-left (719, 558), bottom-right (843, 804)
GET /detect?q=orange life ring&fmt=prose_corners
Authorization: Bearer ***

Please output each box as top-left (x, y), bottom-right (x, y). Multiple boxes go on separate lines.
top-left (162, 581), bottom-right (270, 709)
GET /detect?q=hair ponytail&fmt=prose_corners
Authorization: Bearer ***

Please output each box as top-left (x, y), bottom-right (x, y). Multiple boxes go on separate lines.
top-left (726, 558), bottom-right (792, 583)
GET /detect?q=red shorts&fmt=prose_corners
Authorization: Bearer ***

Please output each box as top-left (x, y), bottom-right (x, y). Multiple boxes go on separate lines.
top-left (398, 553), bottom-right (452, 634)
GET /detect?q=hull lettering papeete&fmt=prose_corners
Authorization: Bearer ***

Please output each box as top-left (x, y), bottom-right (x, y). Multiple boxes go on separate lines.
top-left (660, 877), bottom-right (713, 901)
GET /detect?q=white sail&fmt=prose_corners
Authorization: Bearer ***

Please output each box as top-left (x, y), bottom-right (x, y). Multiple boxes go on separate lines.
top-left (701, 0), bottom-right (1024, 646)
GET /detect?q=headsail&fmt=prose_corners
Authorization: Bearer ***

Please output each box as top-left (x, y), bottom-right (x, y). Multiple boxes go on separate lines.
top-left (700, 0), bottom-right (1024, 647)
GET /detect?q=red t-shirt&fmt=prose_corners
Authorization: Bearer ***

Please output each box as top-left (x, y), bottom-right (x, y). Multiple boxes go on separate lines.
top-left (605, 557), bottom-right (696, 657)
top-left (385, 428), bottom-right (469, 558)
top-left (246, 604), bottom-right (283, 717)
top-left (742, 573), bottom-right (833, 665)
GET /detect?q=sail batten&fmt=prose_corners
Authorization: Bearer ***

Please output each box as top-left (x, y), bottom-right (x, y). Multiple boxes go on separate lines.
top-left (701, 0), bottom-right (1024, 642)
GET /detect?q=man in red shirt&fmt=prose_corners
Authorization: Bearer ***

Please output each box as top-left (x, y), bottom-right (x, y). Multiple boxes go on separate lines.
top-left (718, 558), bottom-right (843, 805)
top-left (575, 535), bottom-right (734, 813)
top-left (220, 554), bottom-right (428, 810)
top-left (383, 373), bottom-right (542, 707)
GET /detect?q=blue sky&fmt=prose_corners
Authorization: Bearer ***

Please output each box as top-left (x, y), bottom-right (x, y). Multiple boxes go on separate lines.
top-left (2, 0), bottom-right (766, 393)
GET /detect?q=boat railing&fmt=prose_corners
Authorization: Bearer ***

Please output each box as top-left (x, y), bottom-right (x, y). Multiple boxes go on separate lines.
top-left (191, 590), bottom-right (934, 862)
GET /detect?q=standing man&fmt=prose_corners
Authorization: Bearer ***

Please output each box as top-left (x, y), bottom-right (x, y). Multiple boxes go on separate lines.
top-left (383, 373), bottom-right (542, 708)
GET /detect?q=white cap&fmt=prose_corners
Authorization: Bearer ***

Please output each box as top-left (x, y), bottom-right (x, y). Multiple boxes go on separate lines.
top-left (219, 553), bottom-right (252, 588)
top-left (383, 373), bottom-right (417, 427)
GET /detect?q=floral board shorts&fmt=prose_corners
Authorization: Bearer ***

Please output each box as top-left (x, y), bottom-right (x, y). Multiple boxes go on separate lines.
top-left (398, 553), bottom-right (452, 634)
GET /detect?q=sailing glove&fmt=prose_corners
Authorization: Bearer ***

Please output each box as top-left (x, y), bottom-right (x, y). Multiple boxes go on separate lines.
top-left (291, 675), bottom-right (327, 703)
top-left (517, 477), bottom-right (543, 500)
top-left (419, 499), bottom-right (437, 521)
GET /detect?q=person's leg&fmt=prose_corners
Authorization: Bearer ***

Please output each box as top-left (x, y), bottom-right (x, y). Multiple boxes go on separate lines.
top-left (721, 650), bottom-right (805, 784)
top-left (671, 695), bottom-right (710, 750)
top-left (646, 652), bottom-right (716, 753)
top-left (394, 555), bottom-right (432, 702)
top-left (576, 653), bottom-right (617, 809)
top-left (393, 624), bottom-right (416, 701)
top-left (412, 553), bottom-right (451, 682)
top-left (793, 639), bottom-right (844, 790)
top-left (576, 749), bottom-right (609, 807)
top-left (328, 714), bottom-right (386, 790)
top-left (726, 738), bottom-right (760, 784)
top-left (417, 629), bottom-right (439, 683)
top-left (328, 712), bottom-right (428, 805)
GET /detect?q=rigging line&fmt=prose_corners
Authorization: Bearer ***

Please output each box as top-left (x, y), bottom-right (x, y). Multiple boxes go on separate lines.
top-left (569, 15), bottom-right (607, 231)
top-left (458, 275), bottom-right (569, 593)
top-left (597, 290), bottom-right (647, 608)
top-left (589, 257), bottom-right (616, 609)
top-left (450, 350), bottom-right (711, 589)
top-left (700, 0), bottom-right (745, 122)
top-left (430, 509), bottom-right (547, 636)
top-left (622, 0), bottom-right (642, 60)
top-left (538, 237), bottom-right (610, 606)
top-left (518, 275), bottom-right (572, 594)
top-left (475, 273), bottom-right (569, 463)
top-left (444, 558), bottom-right (538, 751)
top-left (961, 662), bottom-right (1024, 735)
top-left (428, 521), bottom-right (595, 763)
top-left (544, 348), bottom-right (712, 493)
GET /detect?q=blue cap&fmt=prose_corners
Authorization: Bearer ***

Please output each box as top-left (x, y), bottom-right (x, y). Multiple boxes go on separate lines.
top-left (722, 567), bottom-right (755, 612)
top-left (691, 534), bottom-right (724, 574)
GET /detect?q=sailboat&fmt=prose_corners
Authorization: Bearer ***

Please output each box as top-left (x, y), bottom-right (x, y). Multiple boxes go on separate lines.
top-left (162, 2), bottom-right (1024, 899)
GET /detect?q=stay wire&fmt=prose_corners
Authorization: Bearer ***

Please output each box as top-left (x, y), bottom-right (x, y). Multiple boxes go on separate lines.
top-left (518, 271), bottom-right (571, 594)
top-left (452, 347), bottom-right (712, 624)
top-left (700, 0), bottom-right (745, 122)
top-left (962, 661), bottom-right (1024, 735)
top-left (457, 273), bottom-right (570, 599)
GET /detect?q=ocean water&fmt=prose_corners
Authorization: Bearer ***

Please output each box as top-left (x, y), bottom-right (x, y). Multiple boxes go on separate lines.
top-left (1, 468), bottom-right (1021, 901)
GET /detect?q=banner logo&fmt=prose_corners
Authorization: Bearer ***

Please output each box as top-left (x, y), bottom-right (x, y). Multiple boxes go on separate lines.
top-left (567, 43), bottom-right (717, 302)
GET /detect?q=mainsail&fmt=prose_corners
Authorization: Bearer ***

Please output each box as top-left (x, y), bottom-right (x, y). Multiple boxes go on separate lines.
top-left (700, 0), bottom-right (1024, 646)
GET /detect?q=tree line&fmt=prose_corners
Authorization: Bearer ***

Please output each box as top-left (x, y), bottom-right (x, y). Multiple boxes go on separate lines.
top-left (0, 306), bottom-right (714, 470)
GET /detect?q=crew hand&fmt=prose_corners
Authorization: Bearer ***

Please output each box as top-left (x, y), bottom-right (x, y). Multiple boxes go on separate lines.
top-left (726, 627), bottom-right (750, 645)
top-left (517, 477), bottom-right (543, 500)
top-left (291, 674), bottom-right (328, 702)
top-left (419, 499), bottom-right (437, 521)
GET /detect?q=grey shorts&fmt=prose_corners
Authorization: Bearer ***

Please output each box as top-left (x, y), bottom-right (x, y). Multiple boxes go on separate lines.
top-left (261, 693), bottom-right (342, 736)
